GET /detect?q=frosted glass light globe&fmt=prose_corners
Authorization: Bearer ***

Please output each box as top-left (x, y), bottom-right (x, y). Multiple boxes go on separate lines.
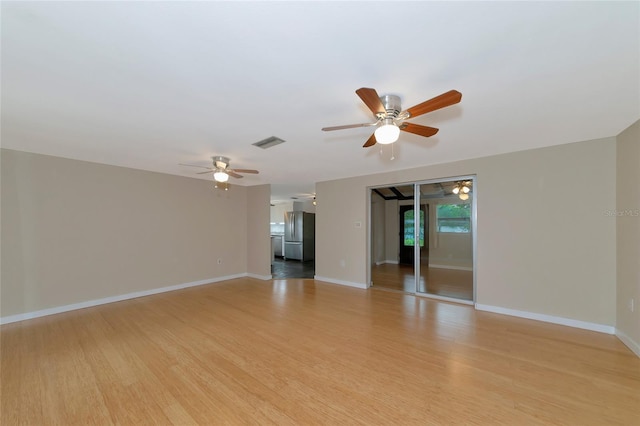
top-left (214, 171), bottom-right (229, 182)
top-left (374, 124), bottom-right (400, 144)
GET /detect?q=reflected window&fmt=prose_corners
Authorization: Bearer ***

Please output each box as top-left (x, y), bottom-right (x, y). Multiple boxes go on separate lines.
top-left (437, 203), bottom-right (471, 233)
top-left (403, 209), bottom-right (425, 246)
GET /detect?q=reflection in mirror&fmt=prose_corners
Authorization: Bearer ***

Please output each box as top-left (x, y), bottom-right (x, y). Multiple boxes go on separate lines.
top-left (370, 184), bottom-right (415, 293)
top-left (370, 178), bottom-right (474, 302)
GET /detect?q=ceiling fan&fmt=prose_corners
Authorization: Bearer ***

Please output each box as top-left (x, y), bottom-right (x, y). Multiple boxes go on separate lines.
top-left (322, 88), bottom-right (462, 147)
top-left (452, 180), bottom-right (472, 201)
top-left (180, 156), bottom-right (259, 183)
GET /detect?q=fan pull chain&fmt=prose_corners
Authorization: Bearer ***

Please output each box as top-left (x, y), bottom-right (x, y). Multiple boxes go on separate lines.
top-left (379, 145), bottom-right (396, 160)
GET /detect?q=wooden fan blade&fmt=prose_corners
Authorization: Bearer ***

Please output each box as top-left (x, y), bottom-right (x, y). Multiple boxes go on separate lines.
top-left (196, 170), bottom-right (214, 175)
top-left (231, 169), bottom-right (259, 174)
top-left (322, 122), bottom-right (378, 131)
top-left (404, 90), bottom-right (462, 118)
top-left (356, 87), bottom-right (385, 115)
top-left (179, 163), bottom-right (213, 170)
top-left (227, 171), bottom-right (243, 179)
top-left (362, 133), bottom-right (377, 148)
top-left (400, 122), bottom-right (439, 138)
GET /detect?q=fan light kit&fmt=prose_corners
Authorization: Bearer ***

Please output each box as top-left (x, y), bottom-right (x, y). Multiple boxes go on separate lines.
top-left (375, 120), bottom-right (400, 144)
top-left (213, 171), bottom-right (229, 182)
top-left (179, 156), bottom-right (259, 188)
top-left (322, 88), bottom-right (462, 148)
top-left (453, 181), bottom-right (472, 200)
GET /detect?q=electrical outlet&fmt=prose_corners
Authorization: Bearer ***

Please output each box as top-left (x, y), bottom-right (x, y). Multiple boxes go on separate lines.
top-left (217, 258), bottom-right (222, 265)
top-left (629, 298), bottom-right (635, 313)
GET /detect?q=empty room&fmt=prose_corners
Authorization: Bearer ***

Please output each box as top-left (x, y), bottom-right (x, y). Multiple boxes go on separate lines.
top-left (2, 2), bottom-right (639, 424)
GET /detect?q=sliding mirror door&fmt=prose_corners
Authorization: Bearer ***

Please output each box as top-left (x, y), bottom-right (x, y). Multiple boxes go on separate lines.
top-left (370, 185), bottom-right (415, 292)
top-left (370, 177), bottom-right (475, 302)
top-left (416, 178), bottom-right (474, 301)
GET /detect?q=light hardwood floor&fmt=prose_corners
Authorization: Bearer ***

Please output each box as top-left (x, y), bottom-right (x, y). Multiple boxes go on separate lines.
top-left (2, 278), bottom-right (639, 425)
top-left (371, 263), bottom-right (473, 300)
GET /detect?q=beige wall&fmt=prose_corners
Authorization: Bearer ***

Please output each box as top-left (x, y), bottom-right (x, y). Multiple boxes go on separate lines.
top-left (1, 149), bottom-right (256, 317)
top-left (616, 120), bottom-right (640, 353)
top-left (247, 185), bottom-right (272, 278)
top-left (430, 232), bottom-right (473, 270)
top-left (317, 137), bottom-right (617, 326)
top-left (4, 131), bottom-right (629, 334)
top-left (315, 176), bottom-right (369, 285)
top-left (384, 199), bottom-right (399, 262)
top-left (370, 191), bottom-right (386, 265)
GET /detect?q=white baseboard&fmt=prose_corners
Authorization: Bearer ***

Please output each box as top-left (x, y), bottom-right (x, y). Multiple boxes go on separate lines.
top-left (373, 260), bottom-right (399, 266)
top-left (246, 273), bottom-right (273, 281)
top-left (428, 264), bottom-right (473, 271)
top-left (474, 303), bottom-right (616, 334)
top-left (615, 329), bottom-right (640, 357)
top-left (313, 276), bottom-right (368, 289)
top-left (376, 260), bottom-right (398, 266)
top-left (415, 292), bottom-right (474, 305)
top-left (0, 273), bottom-right (247, 325)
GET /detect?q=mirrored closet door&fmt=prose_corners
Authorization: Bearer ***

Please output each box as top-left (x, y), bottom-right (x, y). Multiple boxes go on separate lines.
top-left (370, 176), bottom-right (475, 303)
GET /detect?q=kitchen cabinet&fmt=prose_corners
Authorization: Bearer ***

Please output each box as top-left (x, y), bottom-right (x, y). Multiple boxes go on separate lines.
top-left (272, 235), bottom-right (283, 257)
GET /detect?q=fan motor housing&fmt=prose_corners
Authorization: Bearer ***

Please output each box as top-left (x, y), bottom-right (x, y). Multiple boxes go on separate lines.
top-left (380, 94), bottom-right (401, 118)
top-left (212, 156), bottom-right (230, 169)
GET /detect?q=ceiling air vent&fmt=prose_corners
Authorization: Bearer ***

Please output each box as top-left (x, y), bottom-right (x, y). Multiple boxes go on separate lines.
top-left (253, 136), bottom-right (285, 149)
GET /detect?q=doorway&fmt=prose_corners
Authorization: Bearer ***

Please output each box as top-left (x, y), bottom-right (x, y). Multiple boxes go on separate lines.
top-left (369, 177), bottom-right (475, 303)
top-left (270, 199), bottom-right (317, 279)
top-left (399, 204), bottom-right (427, 265)
top-left (271, 258), bottom-right (315, 279)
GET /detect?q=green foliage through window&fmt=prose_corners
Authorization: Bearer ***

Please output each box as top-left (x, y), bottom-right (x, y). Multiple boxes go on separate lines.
top-left (404, 209), bottom-right (424, 246)
top-left (437, 204), bottom-right (471, 233)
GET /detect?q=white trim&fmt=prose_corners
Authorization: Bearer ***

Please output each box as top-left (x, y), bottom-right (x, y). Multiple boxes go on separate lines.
top-left (416, 292), bottom-right (474, 305)
top-left (615, 329), bottom-right (640, 358)
top-left (246, 273), bottom-right (273, 281)
top-left (428, 264), bottom-right (473, 271)
top-left (0, 274), bottom-right (247, 325)
top-left (314, 276), bottom-right (368, 289)
top-left (474, 304), bottom-right (616, 334)
top-left (375, 260), bottom-right (399, 266)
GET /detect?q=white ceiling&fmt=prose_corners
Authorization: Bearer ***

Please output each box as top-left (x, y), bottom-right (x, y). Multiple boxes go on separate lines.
top-left (2, 1), bottom-right (638, 203)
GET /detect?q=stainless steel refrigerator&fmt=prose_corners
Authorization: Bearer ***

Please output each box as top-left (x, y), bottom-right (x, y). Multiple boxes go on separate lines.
top-left (284, 211), bottom-right (315, 261)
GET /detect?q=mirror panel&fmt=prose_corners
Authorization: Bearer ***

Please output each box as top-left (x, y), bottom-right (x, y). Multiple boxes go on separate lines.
top-left (370, 178), bottom-right (474, 302)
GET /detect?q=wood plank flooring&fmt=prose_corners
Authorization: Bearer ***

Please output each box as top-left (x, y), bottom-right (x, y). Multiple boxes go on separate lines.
top-left (2, 277), bottom-right (639, 425)
top-left (371, 263), bottom-right (474, 300)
